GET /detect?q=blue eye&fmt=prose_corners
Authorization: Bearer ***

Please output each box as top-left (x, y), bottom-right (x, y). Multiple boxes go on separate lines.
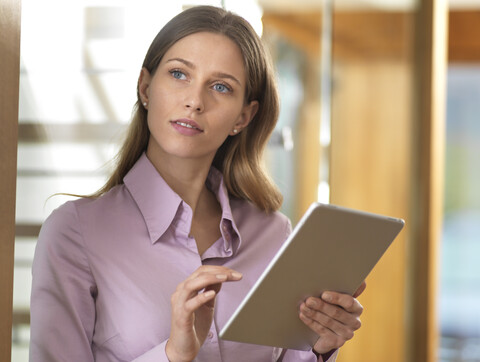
top-left (213, 83), bottom-right (230, 93)
top-left (171, 70), bottom-right (186, 80)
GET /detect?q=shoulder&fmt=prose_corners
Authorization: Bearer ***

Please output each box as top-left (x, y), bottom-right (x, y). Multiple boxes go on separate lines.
top-left (39, 185), bottom-right (132, 245)
top-left (75, 184), bottom-right (134, 213)
top-left (34, 199), bottom-right (90, 278)
top-left (40, 199), bottom-right (81, 241)
top-left (64, 185), bottom-right (140, 230)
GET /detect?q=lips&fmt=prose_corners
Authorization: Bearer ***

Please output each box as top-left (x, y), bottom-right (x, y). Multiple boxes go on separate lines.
top-left (171, 119), bottom-right (203, 131)
top-left (170, 118), bottom-right (204, 136)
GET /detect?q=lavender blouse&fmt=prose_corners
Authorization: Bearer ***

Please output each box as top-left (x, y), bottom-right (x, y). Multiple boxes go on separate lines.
top-left (30, 153), bottom-right (337, 362)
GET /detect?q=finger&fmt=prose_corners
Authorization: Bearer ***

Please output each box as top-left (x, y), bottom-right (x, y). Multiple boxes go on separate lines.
top-left (304, 297), bottom-right (362, 330)
top-left (174, 274), bottom-right (226, 302)
top-left (300, 302), bottom-right (360, 338)
top-left (203, 281), bottom-right (225, 308)
top-left (173, 271), bottom-right (242, 308)
top-left (353, 281), bottom-right (367, 298)
top-left (188, 266), bottom-right (243, 281)
top-left (299, 309), bottom-right (353, 350)
top-left (184, 270), bottom-right (242, 293)
top-left (204, 282), bottom-right (223, 295)
top-left (321, 292), bottom-right (364, 315)
top-left (170, 289), bottom-right (218, 330)
top-left (183, 289), bottom-right (217, 314)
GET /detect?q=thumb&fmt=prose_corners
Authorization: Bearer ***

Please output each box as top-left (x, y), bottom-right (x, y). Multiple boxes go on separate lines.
top-left (353, 281), bottom-right (367, 298)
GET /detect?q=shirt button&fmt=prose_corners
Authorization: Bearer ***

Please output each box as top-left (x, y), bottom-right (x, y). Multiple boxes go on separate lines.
top-left (207, 331), bottom-right (214, 339)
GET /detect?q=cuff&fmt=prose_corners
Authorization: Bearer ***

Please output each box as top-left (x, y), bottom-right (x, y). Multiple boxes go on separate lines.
top-left (319, 349), bottom-right (338, 362)
top-left (313, 348), bottom-right (338, 362)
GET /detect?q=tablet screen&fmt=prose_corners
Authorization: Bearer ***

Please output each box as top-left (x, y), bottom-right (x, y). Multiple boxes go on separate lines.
top-left (219, 203), bottom-right (404, 350)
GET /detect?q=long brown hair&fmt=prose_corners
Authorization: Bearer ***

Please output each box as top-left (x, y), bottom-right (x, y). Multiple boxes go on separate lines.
top-left (93, 5), bottom-right (282, 212)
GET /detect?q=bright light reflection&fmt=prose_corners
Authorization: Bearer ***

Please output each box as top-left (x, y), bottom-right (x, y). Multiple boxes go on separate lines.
top-left (225, 0), bottom-right (264, 36)
top-left (317, 181), bottom-right (330, 204)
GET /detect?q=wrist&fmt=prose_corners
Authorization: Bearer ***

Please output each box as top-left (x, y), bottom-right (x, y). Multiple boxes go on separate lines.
top-left (165, 339), bottom-right (194, 362)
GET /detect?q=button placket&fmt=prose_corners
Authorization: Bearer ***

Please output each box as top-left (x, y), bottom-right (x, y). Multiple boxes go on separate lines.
top-left (205, 324), bottom-right (218, 344)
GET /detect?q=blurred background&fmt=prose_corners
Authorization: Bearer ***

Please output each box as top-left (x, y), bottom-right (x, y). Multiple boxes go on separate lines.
top-left (7, 0), bottom-right (480, 361)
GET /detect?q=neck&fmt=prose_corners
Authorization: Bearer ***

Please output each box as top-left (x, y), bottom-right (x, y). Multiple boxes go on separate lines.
top-left (145, 143), bottom-right (223, 255)
top-left (145, 146), bottom-right (215, 215)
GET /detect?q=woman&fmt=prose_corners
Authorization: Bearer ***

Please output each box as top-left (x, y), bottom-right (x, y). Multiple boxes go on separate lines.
top-left (30, 6), bottom-right (364, 362)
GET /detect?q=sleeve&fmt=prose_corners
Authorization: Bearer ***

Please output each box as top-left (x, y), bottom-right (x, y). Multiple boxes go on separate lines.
top-left (280, 348), bottom-right (338, 362)
top-left (29, 202), bottom-right (97, 362)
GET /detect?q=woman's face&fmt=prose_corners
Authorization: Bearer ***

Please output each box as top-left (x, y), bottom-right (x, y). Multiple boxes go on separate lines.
top-left (140, 31), bottom-right (258, 167)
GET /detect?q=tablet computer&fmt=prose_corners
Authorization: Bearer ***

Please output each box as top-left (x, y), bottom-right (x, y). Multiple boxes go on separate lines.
top-left (219, 202), bottom-right (404, 350)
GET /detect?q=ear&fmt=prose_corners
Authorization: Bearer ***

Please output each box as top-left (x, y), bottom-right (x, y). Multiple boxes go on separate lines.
top-left (231, 100), bottom-right (259, 135)
top-left (138, 67), bottom-right (152, 105)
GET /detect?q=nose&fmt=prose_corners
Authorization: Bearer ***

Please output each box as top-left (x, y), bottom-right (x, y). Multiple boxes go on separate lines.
top-left (185, 84), bottom-right (204, 112)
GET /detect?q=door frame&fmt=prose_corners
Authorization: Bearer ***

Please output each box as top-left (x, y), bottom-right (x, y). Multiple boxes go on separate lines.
top-left (0, 0), bottom-right (22, 360)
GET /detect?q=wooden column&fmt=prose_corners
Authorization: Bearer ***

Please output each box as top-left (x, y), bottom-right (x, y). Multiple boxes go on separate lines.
top-left (408, 0), bottom-right (448, 361)
top-left (0, 0), bottom-right (21, 360)
top-left (329, 61), bottom-right (412, 362)
top-left (328, 9), bottom-right (414, 362)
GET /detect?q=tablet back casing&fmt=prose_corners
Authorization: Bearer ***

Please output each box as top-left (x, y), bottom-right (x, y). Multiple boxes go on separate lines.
top-left (219, 202), bottom-right (404, 350)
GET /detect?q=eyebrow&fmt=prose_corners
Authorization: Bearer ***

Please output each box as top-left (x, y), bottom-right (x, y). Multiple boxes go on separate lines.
top-left (166, 57), bottom-right (242, 86)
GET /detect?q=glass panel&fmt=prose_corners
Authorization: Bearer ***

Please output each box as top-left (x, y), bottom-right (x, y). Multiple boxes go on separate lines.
top-left (261, 6), bottom-right (326, 221)
top-left (439, 64), bottom-right (480, 361)
top-left (265, 37), bottom-right (306, 220)
top-left (18, 72), bottom-right (136, 123)
top-left (13, 1), bottom-right (269, 359)
top-left (14, 0), bottom-right (137, 356)
top-left (438, 3), bottom-right (480, 360)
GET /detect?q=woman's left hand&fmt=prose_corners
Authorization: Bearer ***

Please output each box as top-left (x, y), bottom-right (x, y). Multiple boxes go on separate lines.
top-left (299, 281), bottom-right (366, 355)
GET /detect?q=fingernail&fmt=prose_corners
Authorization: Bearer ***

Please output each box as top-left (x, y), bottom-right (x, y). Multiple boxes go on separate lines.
top-left (204, 290), bottom-right (215, 298)
top-left (322, 292), bottom-right (333, 302)
top-left (299, 311), bottom-right (310, 321)
top-left (301, 305), bottom-right (312, 315)
top-left (216, 274), bottom-right (227, 280)
top-left (231, 272), bottom-right (243, 279)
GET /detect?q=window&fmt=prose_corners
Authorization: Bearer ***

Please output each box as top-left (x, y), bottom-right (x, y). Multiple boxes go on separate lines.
top-left (12, 1), bottom-right (265, 359)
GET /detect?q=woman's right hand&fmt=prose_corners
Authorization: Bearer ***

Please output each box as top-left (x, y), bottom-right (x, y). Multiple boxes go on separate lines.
top-left (165, 266), bottom-right (242, 362)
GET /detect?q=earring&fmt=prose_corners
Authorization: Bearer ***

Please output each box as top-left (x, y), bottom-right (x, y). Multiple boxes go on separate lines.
top-left (233, 129), bottom-right (238, 134)
top-left (143, 102), bottom-right (147, 108)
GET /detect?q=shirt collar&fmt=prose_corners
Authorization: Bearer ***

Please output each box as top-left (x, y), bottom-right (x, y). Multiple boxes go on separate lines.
top-left (124, 153), bottom-right (182, 244)
top-left (123, 153), bottom-right (242, 251)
